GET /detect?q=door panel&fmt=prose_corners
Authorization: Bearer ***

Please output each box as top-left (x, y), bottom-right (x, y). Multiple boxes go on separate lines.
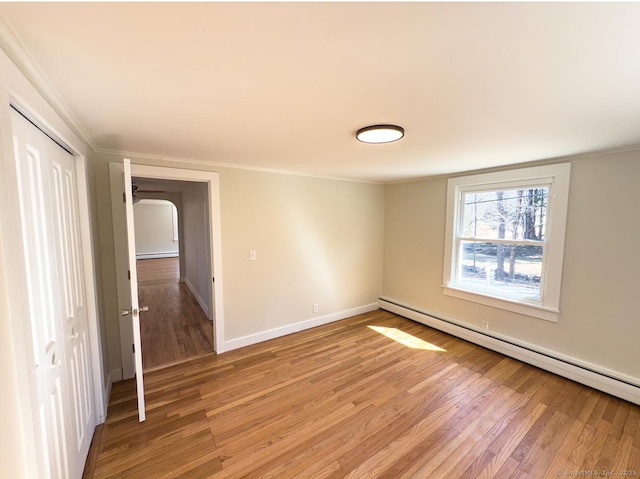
top-left (52, 150), bottom-right (94, 456)
top-left (46, 375), bottom-right (69, 479)
top-left (123, 158), bottom-right (146, 422)
top-left (11, 108), bottom-right (94, 478)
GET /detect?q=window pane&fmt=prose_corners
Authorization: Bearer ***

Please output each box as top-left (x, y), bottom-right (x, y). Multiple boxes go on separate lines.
top-left (460, 242), bottom-right (543, 299)
top-left (462, 188), bottom-right (548, 241)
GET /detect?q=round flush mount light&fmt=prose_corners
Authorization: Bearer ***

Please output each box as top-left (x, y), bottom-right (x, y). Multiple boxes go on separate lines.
top-left (356, 124), bottom-right (405, 144)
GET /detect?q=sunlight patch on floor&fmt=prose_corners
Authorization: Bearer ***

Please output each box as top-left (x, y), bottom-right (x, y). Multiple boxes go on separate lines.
top-left (368, 326), bottom-right (446, 351)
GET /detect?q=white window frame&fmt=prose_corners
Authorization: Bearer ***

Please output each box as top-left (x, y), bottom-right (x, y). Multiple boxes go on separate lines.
top-left (442, 163), bottom-right (571, 322)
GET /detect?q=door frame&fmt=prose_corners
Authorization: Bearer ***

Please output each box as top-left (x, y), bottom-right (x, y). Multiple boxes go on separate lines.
top-left (110, 162), bottom-right (225, 379)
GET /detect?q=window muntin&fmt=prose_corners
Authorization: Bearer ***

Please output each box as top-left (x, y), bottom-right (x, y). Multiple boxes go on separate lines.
top-left (443, 163), bottom-right (571, 322)
top-left (460, 188), bottom-right (548, 241)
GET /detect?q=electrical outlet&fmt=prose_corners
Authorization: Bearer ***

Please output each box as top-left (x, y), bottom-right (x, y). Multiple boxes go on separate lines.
top-left (313, 304), bottom-right (319, 313)
top-left (249, 250), bottom-right (257, 261)
top-left (482, 320), bottom-right (490, 331)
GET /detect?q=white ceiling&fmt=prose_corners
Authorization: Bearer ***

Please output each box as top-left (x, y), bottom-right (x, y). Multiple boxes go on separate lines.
top-left (2, 3), bottom-right (640, 182)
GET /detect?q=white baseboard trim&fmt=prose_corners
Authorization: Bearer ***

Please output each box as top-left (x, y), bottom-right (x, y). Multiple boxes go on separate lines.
top-left (136, 252), bottom-right (179, 259)
top-left (379, 297), bottom-right (640, 405)
top-left (185, 278), bottom-right (209, 316)
top-left (225, 303), bottom-right (380, 352)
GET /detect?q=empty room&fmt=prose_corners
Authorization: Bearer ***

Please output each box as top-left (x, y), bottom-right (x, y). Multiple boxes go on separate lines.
top-left (0, 3), bottom-right (638, 478)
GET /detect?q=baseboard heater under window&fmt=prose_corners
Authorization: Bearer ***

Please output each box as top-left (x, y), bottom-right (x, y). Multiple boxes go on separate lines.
top-left (379, 297), bottom-right (640, 406)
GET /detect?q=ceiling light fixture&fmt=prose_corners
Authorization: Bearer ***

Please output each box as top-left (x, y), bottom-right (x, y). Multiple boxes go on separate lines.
top-left (356, 124), bottom-right (405, 144)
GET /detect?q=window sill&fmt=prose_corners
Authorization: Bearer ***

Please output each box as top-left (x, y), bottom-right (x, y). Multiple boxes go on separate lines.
top-left (442, 284), bottom-right (559, 322)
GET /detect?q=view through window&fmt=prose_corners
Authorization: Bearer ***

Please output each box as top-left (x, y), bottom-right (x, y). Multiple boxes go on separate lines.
top-left (459, 188), bottom-right (548, 300)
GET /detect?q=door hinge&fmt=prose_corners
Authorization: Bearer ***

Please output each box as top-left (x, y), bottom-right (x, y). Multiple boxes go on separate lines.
top-left (128, 269), bottom-right (131, 280)
top-left (212, 277), bottom-right (215, 283)
top-left (123, 192), bottom-right (126, 203)
top-left (132, 343), bottom-right (135, 353)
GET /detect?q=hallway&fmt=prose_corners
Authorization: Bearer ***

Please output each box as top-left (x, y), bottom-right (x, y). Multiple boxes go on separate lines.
top-left (137, 258), bottom-right (214, 370)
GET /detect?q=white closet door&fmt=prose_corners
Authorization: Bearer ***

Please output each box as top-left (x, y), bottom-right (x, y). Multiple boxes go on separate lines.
top-left (11, 108), bottom-right (94, 479)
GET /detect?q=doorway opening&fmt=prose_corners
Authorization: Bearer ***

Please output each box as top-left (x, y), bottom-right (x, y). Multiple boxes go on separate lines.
top-left (132, 193), bottom-right (214, 371)
top-left (109, 163), bottom-right (224, 385)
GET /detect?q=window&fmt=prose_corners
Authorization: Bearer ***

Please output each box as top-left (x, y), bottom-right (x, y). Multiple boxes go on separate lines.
top-left (443, 163), bottom-right (571, 322)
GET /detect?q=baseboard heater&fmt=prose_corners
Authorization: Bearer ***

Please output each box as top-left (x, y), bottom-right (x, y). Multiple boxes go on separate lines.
top-left (379, 297), bottom-right (640, 406)
top-left (136, 252), bottom-right (179, 260)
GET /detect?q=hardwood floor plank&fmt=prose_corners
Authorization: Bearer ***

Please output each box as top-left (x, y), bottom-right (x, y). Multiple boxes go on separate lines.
top-left (568, 423), bottom-right (596, 466)
top-left (474, 402), bottom-right (547, 478)
top-left (611, 434), bottom-right (634, 475)
top-left (136, 257), bottom-right (214, 371)
top-left (137, 257), bottom-right (180, 285)
top-left (541, 415), bottom-right (586, 476)
top-left (584, 420), bottom-right (613, 470)
top-left (611, 402), bottom-right (632, 439)
top-left (628, 446), bottom-right (640, 474)
top-left (339, 373), bottom-right (496, 478)
top-left (139, 282), bottom-right (214, 370)
top-left (405, 387), bottom-right (524, 478)
top-left (440, 392), bottom-right (530, 478)
top-left (623, 404), bottom-right (639, 438)
top-left (82, 424), bottom-right (103, 479)
top-left (86, 310), bottom-right (640, 479)
top-left (488, 455), bottom-right (520, 479)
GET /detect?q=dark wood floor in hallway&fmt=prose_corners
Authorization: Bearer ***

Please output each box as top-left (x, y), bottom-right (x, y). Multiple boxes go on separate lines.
top-left (86, 310), bottom-right (640, 478)
top-left (137, 258), bottom-right (214, 370)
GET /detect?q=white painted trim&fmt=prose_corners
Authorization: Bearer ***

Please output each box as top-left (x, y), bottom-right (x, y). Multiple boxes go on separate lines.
top-left (442, 285), bottom-right (559, 322)
top-left (184, 278), bottom-right (209, 316)
top-left (0, 79), bottom-right (40, 478)
top-left (0, 16), bottom-right (96, 150)
top-left (379, 297), bottom-right (640, 405)
top-left (74, 151), bottom-right (107, 424)
top-left (94, 147), bottom-right (382, 185)
top-left (224, 303), bottom-right (379, 352)
top-left (101, 372), bottom-right (113, 425)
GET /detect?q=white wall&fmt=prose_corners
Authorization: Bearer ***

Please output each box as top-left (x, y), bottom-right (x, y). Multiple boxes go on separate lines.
top-left (0, 53), bottom-right (29, 478)
top-left (182, 182), bottom-right (211, 315)
top-left (220, 168), bottom-right (384, 341)
top-left (135, 191), bottom-right (186, 280)
top-left (382, 151), bottom-right (640, 384)
top-left (0, 233), bottom-right (28, 478)
top-left (133, 199), bottom-right (179, 259)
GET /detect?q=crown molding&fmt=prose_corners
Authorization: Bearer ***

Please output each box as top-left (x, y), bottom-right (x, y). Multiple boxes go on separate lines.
top-left (93, 146), bottom-right (384, 185)
top-left (0, 14), bottom-right (97, 150)
top-left (385, 142), bottom-right (640, 185)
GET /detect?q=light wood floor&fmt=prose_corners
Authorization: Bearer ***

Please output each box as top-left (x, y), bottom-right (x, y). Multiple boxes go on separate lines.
top-left (85, 310), bottom-right (640, 478)
top-left (137, 258), bottom-right (214, 370)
